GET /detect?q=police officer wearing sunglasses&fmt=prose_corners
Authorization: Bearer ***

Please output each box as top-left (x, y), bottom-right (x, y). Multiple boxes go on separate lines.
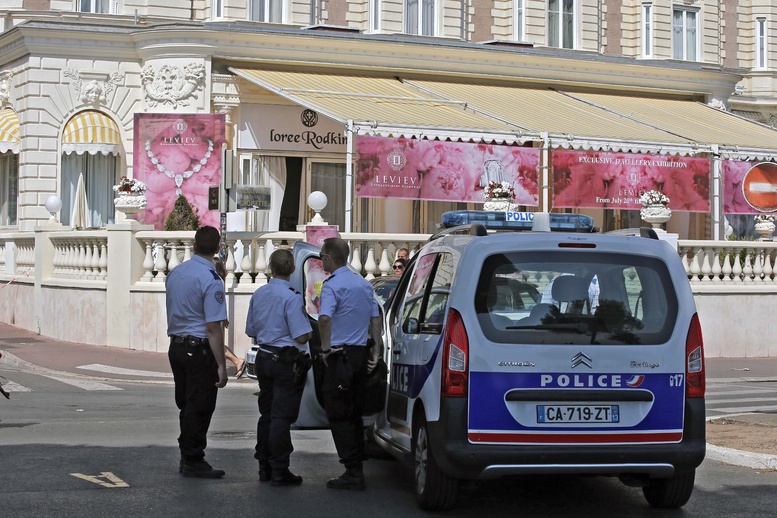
top-left (318, 237), bottom-right (383, 491)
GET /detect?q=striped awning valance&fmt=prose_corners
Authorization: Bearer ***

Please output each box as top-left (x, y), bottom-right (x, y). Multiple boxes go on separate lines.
top-left (0, 108), bottom-right (20, 154)
top-left (62, 110), bottom-right (122, 155)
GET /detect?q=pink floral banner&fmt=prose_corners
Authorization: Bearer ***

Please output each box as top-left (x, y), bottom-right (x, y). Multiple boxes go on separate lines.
top-left (552, 150), bottom-right (710, 212)
top-left (723, 160), bottom-right (777, 214)
top-left (355, 136), bottom-right (540, 205)
top-left (133, 113), bottom-right (225, 230)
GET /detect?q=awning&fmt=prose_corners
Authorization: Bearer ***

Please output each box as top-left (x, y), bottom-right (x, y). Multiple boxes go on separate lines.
top-left (565, 92), bottom-right (777, 160)
top-left (229, 68), bottom-right (531, 142)
top-left (0, 108), bottom-right (20, 154)
top-left (62, 110), bottom-right (122, 155)
top-left (403, 79), bottom-right (697, 153)
top-left (230, 68), bottom-right (777, 158)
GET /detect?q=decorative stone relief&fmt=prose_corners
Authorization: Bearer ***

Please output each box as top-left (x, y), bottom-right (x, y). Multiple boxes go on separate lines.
top-left (63, 69), bottom-right (124, 105)
top-left (0, 70), bottom-right (11, 106)
top-left (707, 98), bottom-right (728, 111)
top-left (141, 62), bottom-right (206, 108)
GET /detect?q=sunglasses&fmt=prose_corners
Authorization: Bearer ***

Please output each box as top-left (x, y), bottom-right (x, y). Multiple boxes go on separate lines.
top-left (393, 264), bottom-right (405, 270)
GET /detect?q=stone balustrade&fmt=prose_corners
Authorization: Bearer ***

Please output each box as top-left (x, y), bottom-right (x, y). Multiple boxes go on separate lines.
top-left (132, 231), bottom-right (430, 284)
top-left (2, 227), bottom-right (777, 357)
top-left (679, 240), bottom-right (777, 286)
top-left (50, 232), bottom-right (108, 281)
top-left (3, 229), bottom-right (777, 288)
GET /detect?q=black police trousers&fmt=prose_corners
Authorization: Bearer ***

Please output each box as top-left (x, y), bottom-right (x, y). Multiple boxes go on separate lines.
top-left (168, 339), bottom-right (218, 462)
top-left (322, 346), bottom-right (369, 469)
top-left (254, 355), bottom-right (304, 471)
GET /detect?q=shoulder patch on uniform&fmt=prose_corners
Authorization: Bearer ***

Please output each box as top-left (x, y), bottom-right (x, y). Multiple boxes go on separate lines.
top-left (215, 290), bottom-right (225, 304)
top-left (288, 287), bottom-right (300, 295)
top-left (210, 270), bottom-right (221, 281)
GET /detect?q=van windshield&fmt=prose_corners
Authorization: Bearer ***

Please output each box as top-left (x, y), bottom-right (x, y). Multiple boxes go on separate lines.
top-left (474, 251), bottom-right (678, 345)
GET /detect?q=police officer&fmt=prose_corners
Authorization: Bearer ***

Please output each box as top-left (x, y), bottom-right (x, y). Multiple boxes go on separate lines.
top-left (318, 237), bottom-right (383, 491)
top-left (166, 226), bottom-right (228, 478)
top-left (246, 249), bottom-right (312, 487)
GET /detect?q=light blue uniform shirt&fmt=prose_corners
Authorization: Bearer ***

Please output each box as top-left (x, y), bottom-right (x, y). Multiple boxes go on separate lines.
top-left (319, 266), bottom-right (379, 347)
top-left (245, 278), bottom-right (312, 351)
top-left (165, 255), bottom-right (227, 339)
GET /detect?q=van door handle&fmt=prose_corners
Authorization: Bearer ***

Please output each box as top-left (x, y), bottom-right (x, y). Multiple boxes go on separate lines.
top-left (392, 342), bottom-right (403, 355)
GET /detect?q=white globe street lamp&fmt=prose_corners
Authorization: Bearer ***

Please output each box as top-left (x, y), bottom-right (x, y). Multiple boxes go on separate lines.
top-left (307, 191), bottom-right (328, 225)
top-left (44, 195), bottom-right (62, 223)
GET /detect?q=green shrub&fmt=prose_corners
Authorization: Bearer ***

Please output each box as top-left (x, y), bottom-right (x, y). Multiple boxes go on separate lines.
top-left (164, 195), bottom-right (200, 231)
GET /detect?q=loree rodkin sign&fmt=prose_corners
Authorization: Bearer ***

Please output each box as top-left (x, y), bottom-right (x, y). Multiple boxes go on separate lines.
top-left (238, 104), bottom-right (347, 152)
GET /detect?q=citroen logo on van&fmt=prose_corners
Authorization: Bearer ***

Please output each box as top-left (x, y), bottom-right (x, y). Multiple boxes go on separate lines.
top-left (571, 352), bottom-right (592, 369)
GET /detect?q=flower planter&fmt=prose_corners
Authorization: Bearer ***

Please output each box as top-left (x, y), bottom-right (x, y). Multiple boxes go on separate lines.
top-left (114, 193), bottom-right (147, 222)
top-left (755, 220), bottom-right (776, 241)
top-left (640, 204), bottom-right (672, 229)
top-left (483, 199), bottom-right (515, 212)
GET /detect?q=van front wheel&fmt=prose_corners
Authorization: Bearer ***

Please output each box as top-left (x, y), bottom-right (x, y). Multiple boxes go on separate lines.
top-left (413, 415), bottom-right (457, 511)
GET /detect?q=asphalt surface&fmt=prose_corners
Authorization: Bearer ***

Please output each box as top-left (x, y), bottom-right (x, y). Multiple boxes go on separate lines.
top-left (1, 322), bottom-right (776, 470)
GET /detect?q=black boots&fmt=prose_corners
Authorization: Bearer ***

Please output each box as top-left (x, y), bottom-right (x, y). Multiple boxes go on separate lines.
top-left (270, 468), bottom-right (303, 487)
top-left (326, 466), bottom-right (365, 490)
top-left (181, 459), bottom-right (225, 479)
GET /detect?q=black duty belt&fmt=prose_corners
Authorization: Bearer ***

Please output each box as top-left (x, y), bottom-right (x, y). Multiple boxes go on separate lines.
top-left (171, 335), bottom-right (210, 347)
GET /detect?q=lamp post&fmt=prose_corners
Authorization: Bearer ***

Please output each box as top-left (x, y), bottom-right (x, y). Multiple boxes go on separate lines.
top-left (44, 195), bottom-right (62, 223)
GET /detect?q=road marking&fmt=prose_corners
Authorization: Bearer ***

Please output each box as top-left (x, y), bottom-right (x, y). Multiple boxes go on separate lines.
top-left (1, 380), bottom-right (32, 392)
top-left (71, 472), bottom-right (129, 488)
top-left (76, 363), bottom-right (173, 378)
top-left (41, 375), bottom-right (123, 391)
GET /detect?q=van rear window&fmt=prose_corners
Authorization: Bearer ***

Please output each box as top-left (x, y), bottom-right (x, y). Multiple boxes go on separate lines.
top-left (474, 251), bottom-right (678, 345)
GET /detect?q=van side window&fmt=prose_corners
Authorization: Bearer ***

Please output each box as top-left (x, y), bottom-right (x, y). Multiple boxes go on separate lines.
top-left (400, 254), bottom-right (437, 334)
top-left (419, 253), bottom-right (455, 334)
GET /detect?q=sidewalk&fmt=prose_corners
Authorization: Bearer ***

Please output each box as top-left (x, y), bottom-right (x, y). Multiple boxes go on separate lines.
top-left (0, 323), bottom-right (253, 387)
top-left (1, 322), bottom-right (776, 470)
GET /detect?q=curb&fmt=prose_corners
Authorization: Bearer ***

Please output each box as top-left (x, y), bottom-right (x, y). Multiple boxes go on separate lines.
top-left (706, 444), bottom-right (777, 471)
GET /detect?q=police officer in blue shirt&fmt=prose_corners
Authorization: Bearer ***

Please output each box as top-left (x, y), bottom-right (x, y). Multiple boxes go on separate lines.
top-left (246, 249), bottom-right (312, 487)
top-left (318, 237), bottom-right (383, 491)
top-left (166, 226), bottom-right (228, 479)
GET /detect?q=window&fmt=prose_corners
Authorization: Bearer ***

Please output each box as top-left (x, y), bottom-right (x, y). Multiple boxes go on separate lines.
top-left (60, 153), bottom-right (116, 228)
top-left (405, 0), bottom-right (436, 36)
top-left (642, 3), bottom-right (653, 57)
top-left (371, 0), bottom-right (381, 32)
top-left (672, 7), bottom-right (698, 61)
top-left (757, 17), bottom-right (767, 69)
top-left (250, 0), bottom-right (284, 23)
top-left (78, 0), bottom-right (116, 13)
top-left (548, 0), bottom-right (575, 49)
top-left (0, 153), bottom-right (18, 226)
top-left (309, 160), bottom-right (346, 230)
top-left (213, 0), bottom-right (224, 19)
top-left (475, 251), bottom-right (678, 346)
top-left (514, 0), bottom-right (525, 41)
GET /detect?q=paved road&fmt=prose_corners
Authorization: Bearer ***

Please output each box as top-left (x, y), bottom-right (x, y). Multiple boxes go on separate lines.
top-left (2, 375), bottom-right (777, 518)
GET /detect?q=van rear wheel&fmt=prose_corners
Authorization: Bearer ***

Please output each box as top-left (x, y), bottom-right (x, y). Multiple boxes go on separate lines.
top-left (642, 469), bottom-right (695, 508)
top-left (413, 415), bottom-right (457, 511)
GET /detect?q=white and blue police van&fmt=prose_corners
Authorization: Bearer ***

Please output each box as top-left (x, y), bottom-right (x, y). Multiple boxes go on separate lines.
top-left (371, 212), bottom-right (706, 511)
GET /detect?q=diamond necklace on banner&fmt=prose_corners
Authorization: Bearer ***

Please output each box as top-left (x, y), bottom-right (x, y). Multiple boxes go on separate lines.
top-left (145, 139), bottom-right (214, 197)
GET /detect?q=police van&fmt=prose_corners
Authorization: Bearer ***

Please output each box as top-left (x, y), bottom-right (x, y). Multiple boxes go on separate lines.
top-left (372, 212), bottom-right (706, 511)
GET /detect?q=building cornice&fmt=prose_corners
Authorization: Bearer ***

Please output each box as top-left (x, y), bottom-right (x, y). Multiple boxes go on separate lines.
top-left (0, 18), bottom-right (743, 100)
